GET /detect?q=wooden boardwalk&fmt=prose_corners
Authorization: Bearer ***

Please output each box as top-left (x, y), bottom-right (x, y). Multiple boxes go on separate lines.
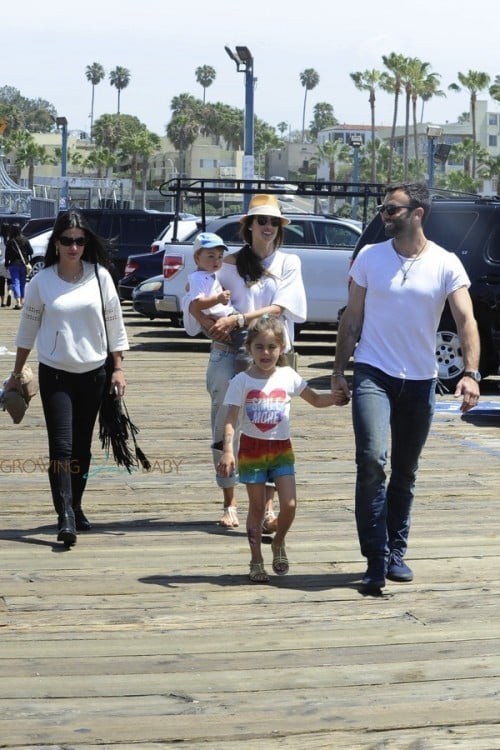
top-left (1, 304), bottom-right (499, 750)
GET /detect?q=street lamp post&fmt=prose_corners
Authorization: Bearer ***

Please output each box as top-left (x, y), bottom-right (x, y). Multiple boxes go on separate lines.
top-left (56, 116), bottom-right (68, 209)
top-left (350, 135), bottom-right (363, 220)
top-left (225, 45), bottom-right (254, 212)
top-left (426, 125), bottom-right (443, 189)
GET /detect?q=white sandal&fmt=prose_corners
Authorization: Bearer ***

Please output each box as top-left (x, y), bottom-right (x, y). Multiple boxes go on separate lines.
top-left (262, 510), bottom-right (278, 534)
top-left (219, 506), bottom-right (239, 528)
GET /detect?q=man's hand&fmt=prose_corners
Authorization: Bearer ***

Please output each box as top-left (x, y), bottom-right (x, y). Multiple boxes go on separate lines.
top-left (330, 374), bottom-right (351, 406)
top-left (454, 376), bottom-right (480, 413)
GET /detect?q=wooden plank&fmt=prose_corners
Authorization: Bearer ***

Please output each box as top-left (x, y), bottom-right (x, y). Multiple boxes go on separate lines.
top-left (1, 304), bottom-right (499, 749)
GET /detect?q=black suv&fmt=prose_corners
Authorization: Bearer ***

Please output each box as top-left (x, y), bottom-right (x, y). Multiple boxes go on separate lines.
top-left (355, 196), bottom-right (500, 388)
top-left (28, 209), bottom-right (175, 279)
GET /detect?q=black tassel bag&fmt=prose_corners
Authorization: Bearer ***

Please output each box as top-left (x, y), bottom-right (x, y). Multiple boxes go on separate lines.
top-left (95, 264), bottom-right (151, 473)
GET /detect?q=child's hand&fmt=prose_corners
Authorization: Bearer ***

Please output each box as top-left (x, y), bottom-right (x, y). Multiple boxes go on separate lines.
top-left (217, 454), bottom-right (235, 477)
top-left (217, 289), bottom-right (231, 305)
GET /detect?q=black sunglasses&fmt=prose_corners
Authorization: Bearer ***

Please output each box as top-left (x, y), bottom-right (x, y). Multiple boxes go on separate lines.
top-left (59, 236), bottom-right (87, 246)
top-left (255, 215), bottom-right (281, 227)
top-left (377, 203), bottom-right (418, 216)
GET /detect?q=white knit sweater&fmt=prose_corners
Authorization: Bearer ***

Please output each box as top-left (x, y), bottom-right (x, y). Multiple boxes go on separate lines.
top-left (15, 262), bottom-right (129, 374)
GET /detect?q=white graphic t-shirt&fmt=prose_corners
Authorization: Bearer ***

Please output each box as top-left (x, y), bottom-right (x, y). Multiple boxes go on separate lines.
top-left (223, 367), bottom-right (307, 440)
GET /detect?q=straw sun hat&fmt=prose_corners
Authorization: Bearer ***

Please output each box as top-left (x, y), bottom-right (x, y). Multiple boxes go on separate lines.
top-left (239, 194), bottom-right (290, 225)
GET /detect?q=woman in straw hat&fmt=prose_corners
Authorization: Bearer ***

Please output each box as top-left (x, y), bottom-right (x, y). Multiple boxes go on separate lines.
top-left (188, 194), bottom-right (306, 529)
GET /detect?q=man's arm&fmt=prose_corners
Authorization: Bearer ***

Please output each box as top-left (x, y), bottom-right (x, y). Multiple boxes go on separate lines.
top-left (331, 281), bottom-right (366, 405)
top-left (448, 286), bottom-right (481, 412)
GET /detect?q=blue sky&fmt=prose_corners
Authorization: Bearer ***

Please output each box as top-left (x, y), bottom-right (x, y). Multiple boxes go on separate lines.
top-left (3, 0), bottom-right (500, 137)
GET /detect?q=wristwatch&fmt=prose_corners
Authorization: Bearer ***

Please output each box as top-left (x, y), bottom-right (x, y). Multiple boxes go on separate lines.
top-left (464, 370), bottom-right (481, 382)
top-left (236, 314), bottom-right (245, 328)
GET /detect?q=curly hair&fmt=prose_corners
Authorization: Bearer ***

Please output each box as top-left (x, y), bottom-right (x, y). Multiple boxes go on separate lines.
top-left (44, 211), bottom-right (113, 269)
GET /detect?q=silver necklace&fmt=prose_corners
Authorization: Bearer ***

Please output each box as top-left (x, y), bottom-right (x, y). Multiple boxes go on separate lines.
top-left (393, 241), bottom-right (427, 284)
top-left (57, 262), bottom-right (84, 283)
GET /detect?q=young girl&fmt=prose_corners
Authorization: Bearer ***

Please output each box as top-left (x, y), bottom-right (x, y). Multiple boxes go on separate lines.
top-left (217, 316), bottom-right (336, 583)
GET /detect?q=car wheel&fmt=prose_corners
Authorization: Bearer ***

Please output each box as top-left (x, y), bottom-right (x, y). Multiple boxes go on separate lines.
top-left (435, 326), bottom-right (465, 392)
top-left (30, 256), bottom-right (45, 277)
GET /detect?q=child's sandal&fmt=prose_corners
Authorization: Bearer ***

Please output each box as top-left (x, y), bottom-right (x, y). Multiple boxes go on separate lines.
top-left (249, 562), bottom-right (270, 583)
top-left (262, 510), bottom-right (278, 535)
top-left (271, 542), bottom-right (289, 576)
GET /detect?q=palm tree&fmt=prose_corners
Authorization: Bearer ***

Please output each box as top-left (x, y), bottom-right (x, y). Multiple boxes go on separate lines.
top-left (309, 102), bottom-right (337, 140)
top-left (85, 62), bottom-right (105, 138)
top-left (6, 131), bottom-right (50, 187)
top-left (118, 128), bottom-right (161, 207)
top-left (489, 75), bottom-right (500, 104)
top-left (381, 53), bottom-right (408, 182)
top-left (109, 66), bottom-right (131, 115)
top-left (400, 57), bottom-right (426, 180)
top-left (314, 138), bottom-right (352, 211)
top-left (449, 70), bottom-right (491, 178)
top-left (167, 114), bottom-right (199, 176)
top-left (350, 68), bottom-right (382, 181)
top-left (195, 65), bottom-right (216, 104)
top-left (299, 68), bottom-right (319, 143)
top-left (276, 121), bottom-right (288, 139)
top-left (408, 61), bottom-right (443, 179)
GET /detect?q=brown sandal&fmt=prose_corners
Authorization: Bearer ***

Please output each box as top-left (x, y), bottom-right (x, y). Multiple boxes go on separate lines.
top-left (271, 542), bottom-right (289, 576)
top-left (249, 562), bottom-right (270, 583)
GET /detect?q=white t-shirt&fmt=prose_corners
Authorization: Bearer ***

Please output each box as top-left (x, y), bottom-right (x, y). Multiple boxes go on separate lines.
top-left (217, 250), bottom-right (307, 351)
top-left (224, 367), bottom-right (307, 440)
top-left (350, 239), bottom-right (470, 379)
top-left (182, 269), bottom-right (237, 336)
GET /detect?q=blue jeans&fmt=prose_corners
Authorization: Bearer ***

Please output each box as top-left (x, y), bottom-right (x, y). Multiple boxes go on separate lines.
top-left (352, 363), bottom-right (436, 560)
top-left (8, 263), bottom-right (27, 300)
top-left (206, 347), bottom-right (238, 489)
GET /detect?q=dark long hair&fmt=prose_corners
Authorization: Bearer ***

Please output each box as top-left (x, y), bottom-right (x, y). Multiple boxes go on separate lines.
top-left (246, 315), bottom-right (287, 366)
top-left (44, 211), bottom-right (112, 269)
top-left (236, 217), bottom-right (284, 284)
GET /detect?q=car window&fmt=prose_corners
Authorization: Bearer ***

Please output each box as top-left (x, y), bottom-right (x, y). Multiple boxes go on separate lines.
top-left (311, 221), bottom-right (359, 248)
top-left (283, 223), bottom-right (305, 245)
top-left (424, 210), bottom-right (480, 251)
top-left (485, 222), bottom-right (500, 262)
top-left (214, 222), bottom-right (243, 244)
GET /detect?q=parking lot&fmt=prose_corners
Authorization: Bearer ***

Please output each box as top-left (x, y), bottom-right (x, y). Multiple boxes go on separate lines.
top-left (1, 305), bottom-right (499, 748)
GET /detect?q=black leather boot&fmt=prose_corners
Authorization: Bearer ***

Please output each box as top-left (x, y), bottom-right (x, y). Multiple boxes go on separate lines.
top-left (72, 465), bottom-right (92, 531)
top-left (74, 507), bottom-right (92, 531)
top-left (57, 509), bottom-right (77, 546)
top-left (49, 459), bottom-right (77, 546)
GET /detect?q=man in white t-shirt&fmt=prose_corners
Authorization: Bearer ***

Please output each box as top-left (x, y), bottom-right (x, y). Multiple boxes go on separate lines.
top-left (331, 181), bottom-right (481, 593)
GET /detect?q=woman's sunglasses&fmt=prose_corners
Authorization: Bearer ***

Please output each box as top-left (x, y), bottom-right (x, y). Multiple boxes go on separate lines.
top-left (255, 215), bottom-right (281, 227)
top-left (59, 236), bottom-right (87, 246)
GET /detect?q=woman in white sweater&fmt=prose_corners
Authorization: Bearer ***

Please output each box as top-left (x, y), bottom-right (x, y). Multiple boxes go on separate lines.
top-left (5, 211), bottom-right (129, 546)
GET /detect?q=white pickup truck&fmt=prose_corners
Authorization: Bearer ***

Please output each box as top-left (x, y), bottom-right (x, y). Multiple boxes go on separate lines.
top-left (155, 212), bottom-right (361, 327)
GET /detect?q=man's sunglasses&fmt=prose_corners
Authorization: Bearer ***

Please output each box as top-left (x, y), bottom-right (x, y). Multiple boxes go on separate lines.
top-left (255, 215), bottom-right (281, 227)
top-left (59, 236), bottom-right (87, 246)
top-left (377, 203), bottom-right (418, 216)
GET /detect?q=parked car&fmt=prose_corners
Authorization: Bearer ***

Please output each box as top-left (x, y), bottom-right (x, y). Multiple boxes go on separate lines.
top-left (131, 275), bottom-right (172, 320)
top-left (156, 213), bottom-right (362, 328)
top-left (22, 216), bottom-right (56, 237)
top-left (27, 208), bottom-right (177, 278)
top-left (118, 216), bottom-right (200, 300)
top-left (353, 195), bottom-right (500, 387)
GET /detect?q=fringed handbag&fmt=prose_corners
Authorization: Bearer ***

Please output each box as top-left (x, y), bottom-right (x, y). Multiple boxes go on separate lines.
top-left (95, 264), bottom-right (151, 473)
